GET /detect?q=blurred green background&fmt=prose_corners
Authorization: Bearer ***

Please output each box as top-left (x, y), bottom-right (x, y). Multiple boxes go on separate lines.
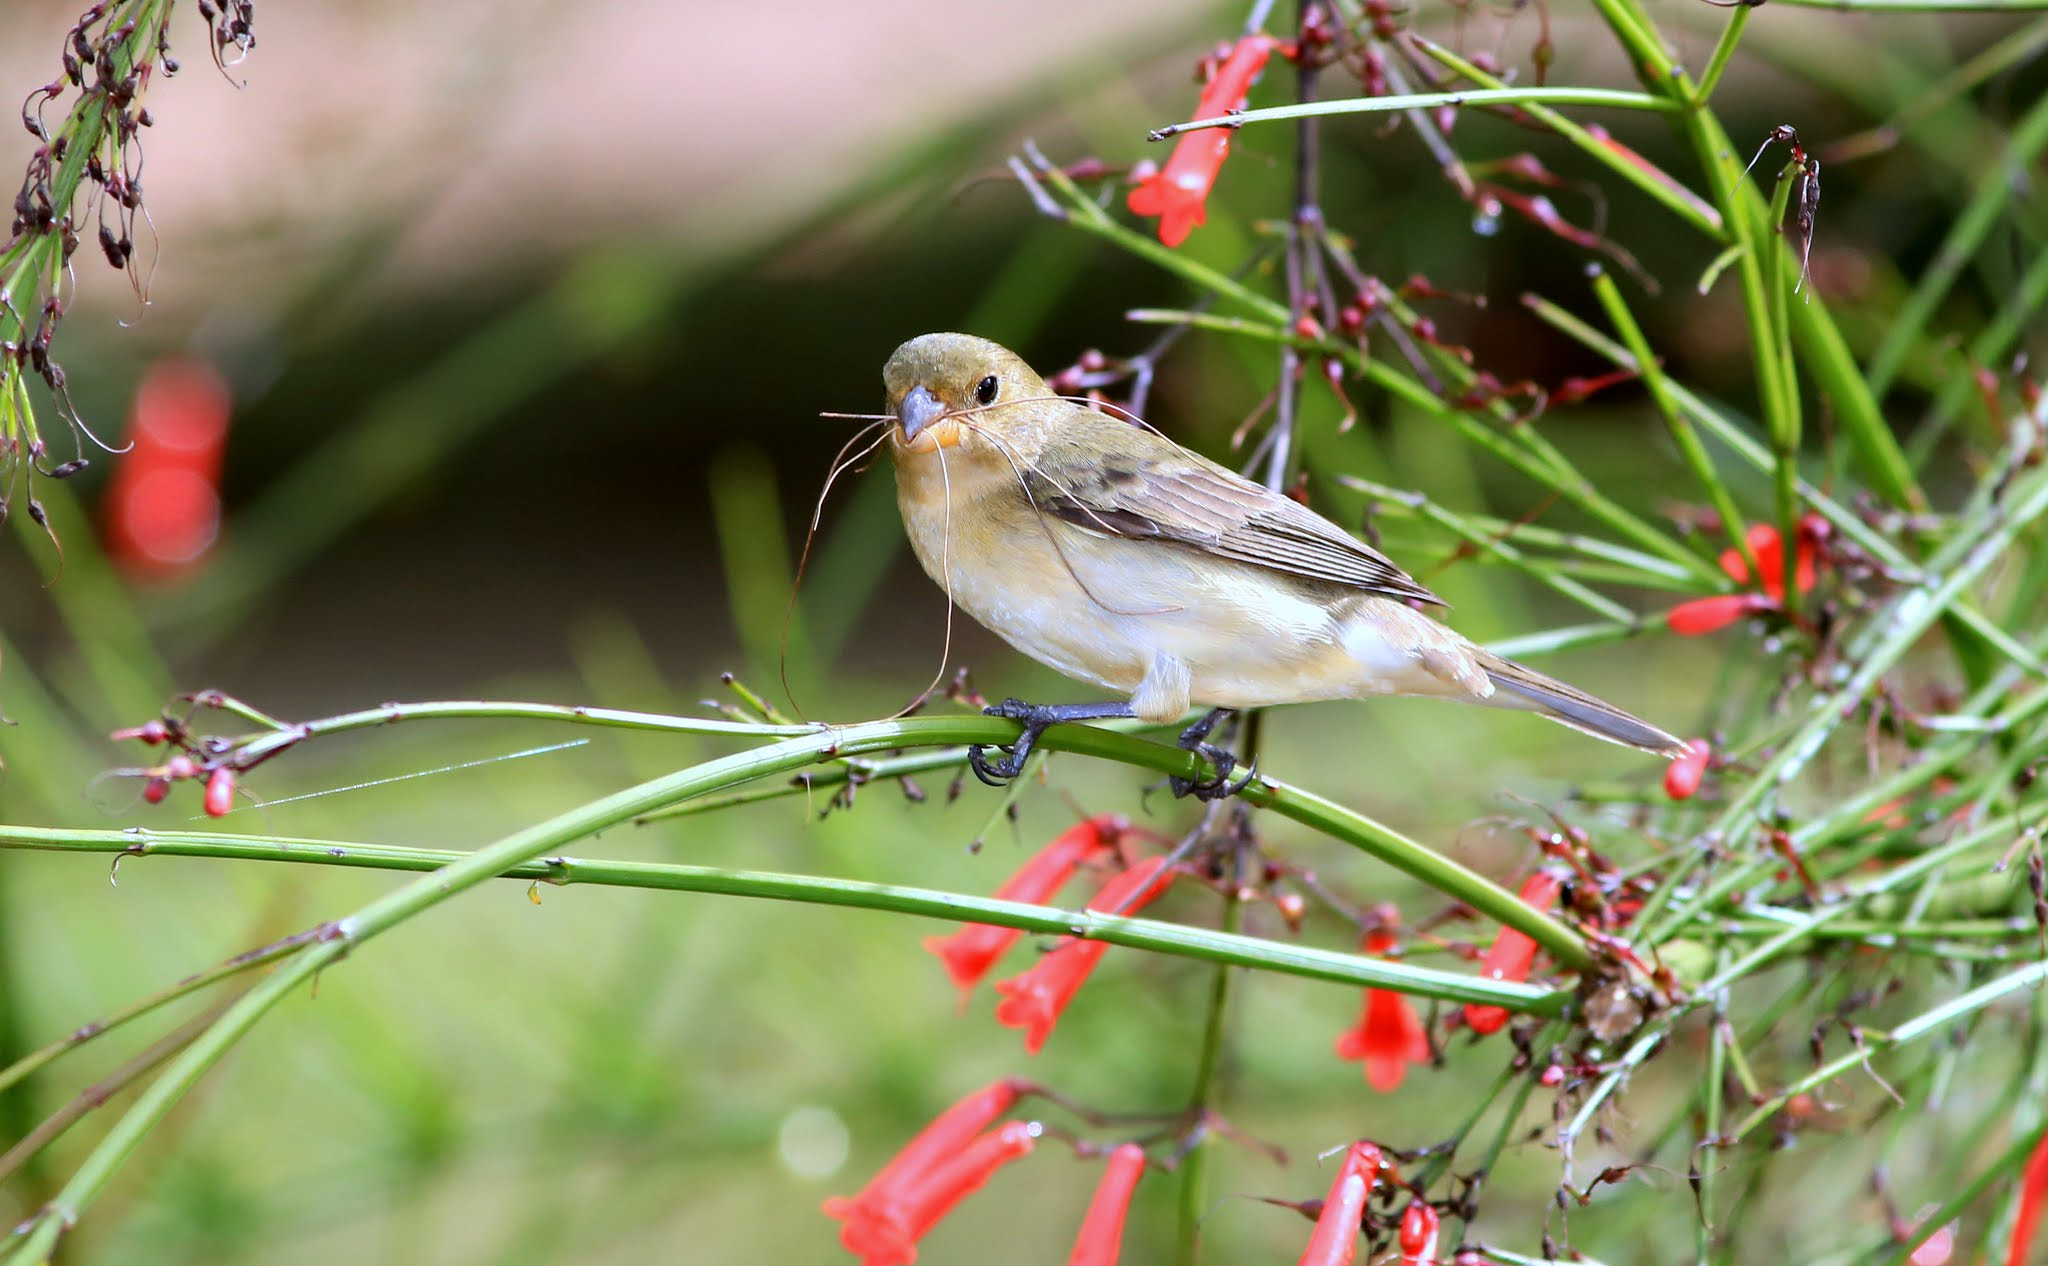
top-left (1, 1), bottom-right (2042, 1261)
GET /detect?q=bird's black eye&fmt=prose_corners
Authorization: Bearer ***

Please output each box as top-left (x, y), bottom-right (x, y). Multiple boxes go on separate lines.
top-left (974, 375), bottom-right (999, 406)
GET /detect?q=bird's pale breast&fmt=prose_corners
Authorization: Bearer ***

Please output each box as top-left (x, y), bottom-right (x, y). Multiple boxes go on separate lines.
top-left (892, 443), bottom-right (1476, 716)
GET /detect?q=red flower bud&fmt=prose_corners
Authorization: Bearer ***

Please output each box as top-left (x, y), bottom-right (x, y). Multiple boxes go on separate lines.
top-left (994, 856), bottom-right (1175, 1054)
top-left (1296, 1142), bottom-right (1382, 1266)
top-left (1664, 739), bottom-right (1711, 801)
top-left (1462, 873), bottom-right (1562, 1036)
top-left (1065, 1143), bottom-right (1147, 1266)
top-left (111, 718), bottom-right (171, 745)
top-left (203, 767), bottom-right (236, 817)
top-left (141, 776), bottom-right (170, 805)
top-left (924, 816), bottom-right (1124, 999)
top-left (1398, 1201), bottom-right (1441, 1266)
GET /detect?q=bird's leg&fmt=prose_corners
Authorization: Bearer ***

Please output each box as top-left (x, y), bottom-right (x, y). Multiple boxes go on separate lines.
top-left (1169, 708), bottom-right (1255, 801)
top-left (968, 699), bottom-right (1137, 787)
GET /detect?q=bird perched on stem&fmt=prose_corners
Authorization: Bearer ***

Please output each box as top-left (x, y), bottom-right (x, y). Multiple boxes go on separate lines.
top-left (880, 332), bottom-right (1687, 797)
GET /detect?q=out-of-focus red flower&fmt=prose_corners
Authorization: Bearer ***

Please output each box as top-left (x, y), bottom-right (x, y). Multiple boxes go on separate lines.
top-left (1462, 873), bottom-right (1563, 1036)
top-left (823, 1080), bottom-right (1028, 1264)
top-left (1296, 1141), bottom-right (1383, 1266)
top-left (1664, 739), bottom-right (1711, 801)
top-left (2007, 1126), bottom-right (2048, 1266)
top-left (1666, 591), bottom-right (1773, 636)
top-left (924, 815), bottom-right (1126, 1000)
top-left (103, 357), bottom-right (231, 575)
top-left (1065, 1143), bottom-right (1147, 1266)
top-left (1333, 926), bottom-right (1431, 1092)
top-left (1719, 521), bottom-right (1818, 601)
top-left (1666, 520), bottom-right (1825, 635)
top-left (1398, 1201), bottom-right (1441, 1266)
top-left (1127, 35), bottom-right (1276, 247)
top-left (994, 856), bottom-right (1175, 1054)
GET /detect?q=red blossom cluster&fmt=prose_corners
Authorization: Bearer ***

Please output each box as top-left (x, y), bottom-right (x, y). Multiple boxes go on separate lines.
top-left (823, 814), bottom-right (1495, 1261)
top-left (1665, 518), bottom-right (1827, 637)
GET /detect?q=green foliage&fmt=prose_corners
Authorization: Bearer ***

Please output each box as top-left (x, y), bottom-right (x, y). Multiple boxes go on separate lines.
top-left (4, 1), bottom-right (2048, 1264)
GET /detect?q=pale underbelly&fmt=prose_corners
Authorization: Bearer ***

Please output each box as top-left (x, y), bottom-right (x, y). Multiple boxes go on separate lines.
top-left (907, 507), bottom-right (1453, 708)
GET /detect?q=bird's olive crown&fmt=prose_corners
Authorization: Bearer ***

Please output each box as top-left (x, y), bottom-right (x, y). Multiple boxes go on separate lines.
top-left (883, 332), bottom-right (1044, 413)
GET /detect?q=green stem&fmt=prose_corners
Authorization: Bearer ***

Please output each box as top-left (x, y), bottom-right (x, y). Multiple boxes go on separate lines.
top-left (0, 714), bottom-right (1577, 1260)
top-left (1694, 7), bottom-right (1754, 102)
top-left (1588, 268), bottom-right (1753, 569)
top-left (1725, 961), bottom-right (2048, 1143)
top-left (1150, 87), bottom-right (1678, 138)
top-left (1411, 35), bottom-right (1723, 238)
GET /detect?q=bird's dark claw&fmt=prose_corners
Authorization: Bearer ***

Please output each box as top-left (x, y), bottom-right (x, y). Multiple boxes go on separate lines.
top-left (967, 699), bottom-right (1037, 786)
top-left (967, 698), bottom-right (1135, 787)
top-left (1167, 709), bottom-right (1254, 801)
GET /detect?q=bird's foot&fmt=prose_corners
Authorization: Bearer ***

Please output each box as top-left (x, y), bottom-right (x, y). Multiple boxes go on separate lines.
top-left (1168, 708), bottom-right (1256, 801)
top-left (967, 698), bottom-right (1137, 787)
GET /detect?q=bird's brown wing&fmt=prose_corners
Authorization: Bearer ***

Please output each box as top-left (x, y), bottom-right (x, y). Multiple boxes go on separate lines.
top-left (1022, 438), bottom-right (1444, 607)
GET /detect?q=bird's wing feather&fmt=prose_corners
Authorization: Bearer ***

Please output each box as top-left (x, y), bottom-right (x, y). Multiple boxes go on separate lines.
top-left (1022, 432), bottom-right (1444, 607)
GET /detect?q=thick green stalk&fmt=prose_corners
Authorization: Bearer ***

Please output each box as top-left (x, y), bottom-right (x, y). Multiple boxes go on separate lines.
top-left (1588, 0), bottom-right (1924, 511)
top-left (0, 826), bottom-right (1557, 1008)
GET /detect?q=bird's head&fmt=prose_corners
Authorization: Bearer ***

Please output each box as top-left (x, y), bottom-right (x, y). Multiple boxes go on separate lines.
top-left (882, 333), bottom-right (1051, 455)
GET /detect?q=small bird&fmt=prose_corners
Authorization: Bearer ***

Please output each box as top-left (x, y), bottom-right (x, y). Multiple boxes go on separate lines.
top-left (880, 332), bottom-right (1687, 795)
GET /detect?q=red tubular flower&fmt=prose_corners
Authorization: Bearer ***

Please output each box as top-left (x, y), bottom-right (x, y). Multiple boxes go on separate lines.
top-left (103, 357), bottom-right (232, 576)
top-left (2007, 1126), bottom-right (2048, 1266)
top-left (1127, 35), bottom-right (1276, 247)
top-left (994, 856), bottom-right (1175, 1054)
top-left (1666, 591), bottom-right (1773, 636)
top-left (823, 1080), bottom-right (1026, 1264)
top-left (1297, 1142), bottom-right (1382, 1266)
top-left (1066, 1143), bottom-right (1147, 1266)
top-left (924, 815), bottom-right (1125, 999)
top-left (892, 1121), bottom-right (1037, 1257)
top-left (1462, 873), bottom-right (1563, 1037)
top-left (1398, 1201), bottom-right (1441, 1266)
top-left (1332, 927), bottom-right (1430, 1092)
top-left (1663, 739), bottom-right (1711, 801)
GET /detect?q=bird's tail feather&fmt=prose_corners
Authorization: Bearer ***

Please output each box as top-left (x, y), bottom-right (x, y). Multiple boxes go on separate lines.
top-left (1476, 653), bottom-right (1688, 759)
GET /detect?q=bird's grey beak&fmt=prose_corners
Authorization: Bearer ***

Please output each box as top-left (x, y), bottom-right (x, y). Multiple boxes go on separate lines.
top-left (897, 385), bottom-right (946, 441)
